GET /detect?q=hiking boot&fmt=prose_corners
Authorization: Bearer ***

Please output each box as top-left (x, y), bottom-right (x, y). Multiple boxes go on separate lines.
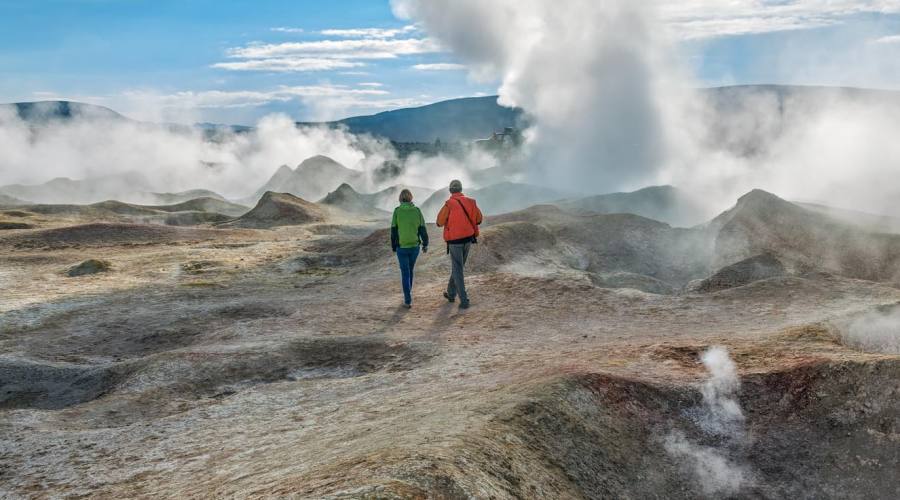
top-left (458, 300), bottom-right (470, 310)
top-left (443, 292), bottom-right (455, 303)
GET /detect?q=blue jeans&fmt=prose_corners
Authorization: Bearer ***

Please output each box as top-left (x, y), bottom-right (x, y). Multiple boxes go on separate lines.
top-left (396, 246), bottom-right (420, 305)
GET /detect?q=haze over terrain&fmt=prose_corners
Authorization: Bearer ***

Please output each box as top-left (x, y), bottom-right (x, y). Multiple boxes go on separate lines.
top-left (1, 1), bottom-right (900, 498)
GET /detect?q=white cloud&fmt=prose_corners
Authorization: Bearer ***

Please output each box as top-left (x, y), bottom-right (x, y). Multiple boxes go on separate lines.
top-left (872, 34), bottom-right (900, 44)
top-left (214, 24), bottom-right (440, 74)
top-left (412, 63), bottom-right (466, 71)
top-left (320, 25), bottom-right (417, 38)
top-left (117, 85), bottom-right (422, 122)
top-left (270, 27), bottom-right (304, 34)
top-left (358, 82), bottom-right (384, 87)
top-left (659, 0), bottom-right (900, 40)
top-left (212, 58), bottom-right (365, 72)
top-left (121, 85), bottom-right (389, 110)
top-left (225, 38), bottom-right (439, 60)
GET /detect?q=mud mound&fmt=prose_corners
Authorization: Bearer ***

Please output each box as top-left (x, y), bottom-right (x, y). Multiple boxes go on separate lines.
top-left (2, 338), bottom-right (431, 418)
top-left (800, 202), bottom-right (900, 234)
top-left (163, 211), bottom-right (233, 226)
top-left (0, 193), bottom-right (27, 206)
top-left (295, 227), bottom-right (396, 269)
top-left (468, 221), bottom-right (557, 272)
top-left (0, 356), bottom-right (131, 410)
top-left (711, 190), bottom-right (900, 283)
top-left (0, 223), bottom-right (222, 249)
top-left (226, 191), bottom-right (325, 228)
top-left (370, 185), bottom-right (434, 211)
top-left (252, 155), bottom-right (365, 202)
top-left (419, 182), bottom-right (568, 221)
top-left (14, 198), bottom-right (243, 225)
top-left (480, 207), bottom-right (711, 286)
top-left (488, 203), bottom-right (585, 226)
top-left (589, 271), bottom-right (676, 294)
top-left (834, 303), bottom-right (900, 354)
top-left (67, 259), bottom-right (111, 277)
top-left (401, 359), bottom-right (899, 499)
top-left (139, 189), bottom-right (227, 205)
top-left (688, 253), bottom-right (786, 293)
top-left (2, 210), bottom-right (33, 217)
top-left (558, 185), bottom-right (712, 227)
top-left (319, 183), bottom-right (389, 216)
top-left (0, 221), bottom-right (33, 230)
top-left (88, 200), bottom-right (163, 216)
top-left (122, 337), bottom-right (433, 401)
top-left (19, 202), bottom-right (145, 218)
top-left (151, 197), bottom-right (248, 217)
top-left (0, 172), bottom-right (153, 205)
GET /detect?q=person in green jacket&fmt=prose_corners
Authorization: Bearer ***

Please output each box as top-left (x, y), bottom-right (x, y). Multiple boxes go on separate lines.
top-left (391, 189), bottom-right (429, 308)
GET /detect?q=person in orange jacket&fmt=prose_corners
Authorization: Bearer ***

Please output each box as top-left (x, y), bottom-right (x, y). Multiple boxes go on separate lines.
top-left (435, 179), bottom-right (483, 309)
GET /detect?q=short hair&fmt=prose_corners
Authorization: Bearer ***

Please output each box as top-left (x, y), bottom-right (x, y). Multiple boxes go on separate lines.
top-left (449, 179), bottom-right (463, 193)
top-left (399, 188), bottom-right (413, 203)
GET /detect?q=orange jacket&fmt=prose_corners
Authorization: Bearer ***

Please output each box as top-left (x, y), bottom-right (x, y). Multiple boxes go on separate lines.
top-left (436, 192), bottom-right (483, 242)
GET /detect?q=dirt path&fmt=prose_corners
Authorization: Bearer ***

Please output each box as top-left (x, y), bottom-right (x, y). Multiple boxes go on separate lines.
top-left (1, 222), bottom-right (898, 498)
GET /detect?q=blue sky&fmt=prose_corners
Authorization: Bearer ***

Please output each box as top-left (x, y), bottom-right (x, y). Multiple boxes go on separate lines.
top-left (2, 0), bottom-right (900, 125)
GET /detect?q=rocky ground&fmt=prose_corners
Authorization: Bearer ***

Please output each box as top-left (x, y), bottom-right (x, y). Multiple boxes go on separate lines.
top-left (0, 194), bottom-right (898, 499)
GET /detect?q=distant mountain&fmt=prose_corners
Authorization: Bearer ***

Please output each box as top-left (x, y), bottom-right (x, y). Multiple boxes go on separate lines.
top-left (301, 96), bottom-right (525, 143)
top-left (250, 155), bottom-right (364, 202)
top-left (0, 172), bottom-right (153, 205)
top-left (419, 182), bottom-right (570, 221)
top-left (9, 86), bottom-right (900, 147)
top-left (132, 189), bottom-right (228, 205)
top-left (557, 185), bottom-right (712, 227)
top-left (2, 101), bottom-right (129, 124)
top-left (0, 193), bottom-right (27, 206)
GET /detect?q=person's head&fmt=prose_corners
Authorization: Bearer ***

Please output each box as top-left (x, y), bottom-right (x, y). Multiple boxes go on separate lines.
top-left (449, 179), bottom-right (463, 194)
top-left (398, 188), bottom-right (413, 203)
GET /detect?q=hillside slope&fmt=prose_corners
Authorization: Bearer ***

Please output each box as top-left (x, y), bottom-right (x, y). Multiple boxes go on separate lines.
top-left (557, 185), bottom-right (711, 227)
top-left (302, 96), bottom-right (524, 142)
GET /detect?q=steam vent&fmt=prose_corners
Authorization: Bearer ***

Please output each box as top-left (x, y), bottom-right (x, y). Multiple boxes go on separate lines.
top-left (4, 1), bottom-right (900, 497)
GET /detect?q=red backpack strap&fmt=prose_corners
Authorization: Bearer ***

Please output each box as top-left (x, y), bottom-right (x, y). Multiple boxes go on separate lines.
top-left (454, 198), bottom-right (477, 233)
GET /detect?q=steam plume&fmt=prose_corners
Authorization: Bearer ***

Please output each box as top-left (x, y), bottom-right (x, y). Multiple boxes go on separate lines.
top-left (394, 0), bottom-right (900, 217)
top-left (844, 305), bottom-right (900, 354)
top-left (664, 346), bottom-right (753, 495)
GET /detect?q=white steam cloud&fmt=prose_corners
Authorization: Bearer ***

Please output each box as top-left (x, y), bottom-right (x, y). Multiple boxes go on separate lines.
top-left (0, 106), bottom-right (392, 201)
top-left (664, 431), bottom-right (751, 497)
top-left (664, 346), bottom-right (753, 496)
top-left (0, 102), bottom-right (507, 205)
top-left (393, 0), bottom-right (900, 217)
top-left (392, 0), bottom-right (688, 193)
top-left (697, 345), bottom-right (745, 436)
top-left (843, 305), bottom-right (900, 354)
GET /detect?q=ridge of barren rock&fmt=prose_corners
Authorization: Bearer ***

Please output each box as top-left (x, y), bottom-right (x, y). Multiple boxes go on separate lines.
top-left (1, 187), bottom-right (898, 498)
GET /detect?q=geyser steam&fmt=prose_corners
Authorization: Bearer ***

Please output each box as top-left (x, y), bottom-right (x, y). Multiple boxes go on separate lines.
top-left (844, 305), bottom-right (900, 354)
top-left (392, 0), bottom-right (687, 193)
top-left (395, 0), bottom-right (900, 217)
top-left (0, 106), bottom-right (392, 200)
top-left (664, 346), bottom-right (753, 496)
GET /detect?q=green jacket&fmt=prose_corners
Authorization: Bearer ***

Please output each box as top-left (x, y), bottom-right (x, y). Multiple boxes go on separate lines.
top-left (391, 202), bottom-right (429, 250)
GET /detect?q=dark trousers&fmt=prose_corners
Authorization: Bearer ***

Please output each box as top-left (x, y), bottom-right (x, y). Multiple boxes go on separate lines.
top-left (396, 246), bottom-right (420, 304)
top-left (446, 242), bottom-right (471, 303)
